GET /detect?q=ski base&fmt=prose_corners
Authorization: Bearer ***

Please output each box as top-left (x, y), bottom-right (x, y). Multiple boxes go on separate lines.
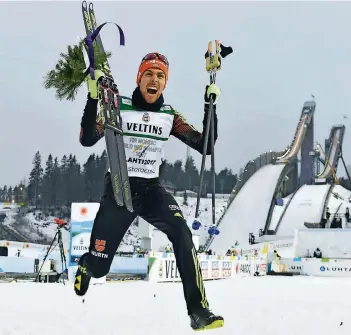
top-left (99, 78), bottom-right (133, 212)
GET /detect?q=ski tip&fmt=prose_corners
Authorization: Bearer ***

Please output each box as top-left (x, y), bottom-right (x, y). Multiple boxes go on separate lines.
top-left (82, 1), bottom-right (87, 9)
top-left (89, 2), bottom-right (94, 10)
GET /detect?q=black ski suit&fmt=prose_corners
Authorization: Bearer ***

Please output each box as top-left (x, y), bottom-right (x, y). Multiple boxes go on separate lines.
top-left (79, 86), bottom-right (218, 314)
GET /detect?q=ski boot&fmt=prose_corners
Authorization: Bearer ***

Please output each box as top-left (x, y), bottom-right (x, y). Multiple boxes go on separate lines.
top-left (190, 308), bottom-right (224, 331)
top-left (74, 253), bottom-right (92, 296)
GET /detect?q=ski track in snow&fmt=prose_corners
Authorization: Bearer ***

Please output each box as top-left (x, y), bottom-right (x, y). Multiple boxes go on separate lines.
top-left (1, 276), bottom-right (351, 335)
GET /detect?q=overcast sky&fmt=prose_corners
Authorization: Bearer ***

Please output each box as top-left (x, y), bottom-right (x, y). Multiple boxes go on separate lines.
top-left (1, 1), bottom-right (351, 187)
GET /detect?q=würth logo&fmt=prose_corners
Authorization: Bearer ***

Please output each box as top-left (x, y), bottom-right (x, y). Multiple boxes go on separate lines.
top-left (95, 239), bottom-right (106, 252)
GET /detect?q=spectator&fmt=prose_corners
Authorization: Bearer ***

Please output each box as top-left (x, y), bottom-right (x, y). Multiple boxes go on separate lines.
top-left (313, 248), bottom-right (322, 258)
top-left (305, 249), bottom-right (311, 258)
top-left (267, 250), bottom-right (280, 273)
top-left (345, 207), bottom-right (350, 223)
top-left (320, 218), bottom-right (327, 229)
top-left (273, 250), bottom-right (281, 260)
top-left (330, 216), bottom-right (338, 229)
top-left (335, 215), bottom-right (343, 228)
top-left (326, 207), bottom-right (331, 221)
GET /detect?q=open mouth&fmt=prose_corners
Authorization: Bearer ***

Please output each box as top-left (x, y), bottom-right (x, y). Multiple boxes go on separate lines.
top-left (147, 87), bottom-right (158, 95)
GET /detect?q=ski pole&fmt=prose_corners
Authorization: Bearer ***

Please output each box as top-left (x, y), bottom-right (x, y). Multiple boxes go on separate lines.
top-left (192, 41), bottom-right (233, 232)
top-left (193, 41), bottom-right (219, 227)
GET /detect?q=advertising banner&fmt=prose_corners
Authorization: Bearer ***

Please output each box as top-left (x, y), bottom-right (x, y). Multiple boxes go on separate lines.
top-left (304, 258), bottom-right (351, 277)
top-left (68, 203), bottom-right (105, 284)
top-left (275, 257), bottom-right (351, 277)
top-left (149, 255), bottom-right (267, 282)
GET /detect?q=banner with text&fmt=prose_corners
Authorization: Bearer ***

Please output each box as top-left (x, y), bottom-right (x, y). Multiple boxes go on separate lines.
top-left (68, 203), bottom-right (105, 284)
top-left (274, 257), bottom-right (351, 277)
top-left (148, 255), bottom-right (267, 282)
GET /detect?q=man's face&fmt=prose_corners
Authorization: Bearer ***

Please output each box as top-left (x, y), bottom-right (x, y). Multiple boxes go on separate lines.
top-left (139, 68), bottom-right (166, 104)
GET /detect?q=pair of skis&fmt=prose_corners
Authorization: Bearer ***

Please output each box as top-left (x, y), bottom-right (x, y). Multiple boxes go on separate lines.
top-left (81, 1), bottom-right (133, 212)
top-left (193, 41), bottom-right (233, 236)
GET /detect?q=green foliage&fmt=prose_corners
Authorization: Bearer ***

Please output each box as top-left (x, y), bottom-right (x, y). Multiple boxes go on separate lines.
top-left (43, 40), bottom-right (112, 101)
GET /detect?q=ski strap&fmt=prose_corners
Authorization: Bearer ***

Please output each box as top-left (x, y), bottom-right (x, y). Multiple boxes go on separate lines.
top-left (84, 22), bottom-right (125, 80)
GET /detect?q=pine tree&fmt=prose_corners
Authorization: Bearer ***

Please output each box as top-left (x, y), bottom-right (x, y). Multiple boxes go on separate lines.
top-left (185, 156), bottom-right (199, 191)
top-left (57, 154), bottom-right (69, 205)
top-left (42, 154), bottom-right (54, 207)
top-left (2, 186), bottom-right (8, 202)
top-left (18, 179), bottom-right (27, 205)
top-left (173, 160), bottom-right (184, 190)
top-left (7, 186), bottom-right (13, 202)
top-left (183, 190), bottom-right (188, 206)
top-left (66, 154), bottom-right (84, 203)
top-left (13, 186), bottom-right (19, 203)
top-left (51, 157), bottom-right (61, 206)
top-left (28, 151), bottom-right (43, 206)
top-left (83, 154), bottom-right (98, 201)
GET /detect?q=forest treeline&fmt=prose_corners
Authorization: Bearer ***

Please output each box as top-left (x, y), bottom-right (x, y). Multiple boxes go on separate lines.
top-left (0, 151), bottom-right (238, 206)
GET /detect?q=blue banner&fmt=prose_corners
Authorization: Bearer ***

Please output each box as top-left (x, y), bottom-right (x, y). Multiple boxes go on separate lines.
top-left (68, 220), bottom-right (93, 266)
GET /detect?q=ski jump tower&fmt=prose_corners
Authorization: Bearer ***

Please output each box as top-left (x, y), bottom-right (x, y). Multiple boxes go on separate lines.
top-left (300, 105), bottom-right (315, 185)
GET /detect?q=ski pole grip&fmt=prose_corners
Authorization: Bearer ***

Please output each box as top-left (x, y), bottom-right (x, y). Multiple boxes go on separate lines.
top-left (84, 22), bottom-right (125, 80)
top-left (204, 41), bottom-right (233, 74)
top-left (205, 40), bottom-right (221, 73)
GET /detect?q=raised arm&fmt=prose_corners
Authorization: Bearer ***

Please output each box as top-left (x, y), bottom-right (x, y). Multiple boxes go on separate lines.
top-left (170, 84), bottom-right (221, 155)
top-left (171, 105), bottom-right (218, 155)
top-left (79, 94), bottom-right (105, 147)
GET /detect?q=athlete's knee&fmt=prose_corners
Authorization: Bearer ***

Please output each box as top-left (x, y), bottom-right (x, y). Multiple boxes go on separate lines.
top-left (169, 217), bottom-right (193, 241)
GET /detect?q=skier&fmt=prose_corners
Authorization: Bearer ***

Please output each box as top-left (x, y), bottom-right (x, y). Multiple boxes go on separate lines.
top-left (74, 52), bottom-right (223, 330)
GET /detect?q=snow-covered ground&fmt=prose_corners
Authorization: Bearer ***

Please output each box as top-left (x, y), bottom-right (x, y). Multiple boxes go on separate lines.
top-left (180, 196), bottom-right (227, 244)
top-left (0, 196), bottom-right (228, 250)
top-left (1, 276), bottom-right (351, 335)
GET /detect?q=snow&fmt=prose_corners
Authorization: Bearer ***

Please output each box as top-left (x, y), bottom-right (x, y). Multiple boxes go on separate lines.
top-left (277, 184), bottom-right (331, 236)
top-left (0, 196), bottom-right (227, 252)
top-left (327, 185), bottom-right (351, 216)
top-left (331, 185), bottom-right (351, 202)
top-left (174, 196), bottom-right (227, 245)
top-left (269, 193), bottom-right (293, 231)
top-left (210, 164), bottom-right (285, 253)
top-left (1, 276), bottom-right (351, 335)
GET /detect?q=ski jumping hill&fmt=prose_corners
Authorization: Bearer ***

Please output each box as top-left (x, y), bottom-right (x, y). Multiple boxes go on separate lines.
top-left (207, 101), bottom-right (315, 253)
top-left (209, 164), bottom-right (285, 252)
top-left (205, 101), bottom-right (347, 254)
top-left (316, 125), bottom-right (345, 181)
top-left (268, 126), bottom-right (346, 236)
top-left (273, 184), bottom-right (331, 236)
